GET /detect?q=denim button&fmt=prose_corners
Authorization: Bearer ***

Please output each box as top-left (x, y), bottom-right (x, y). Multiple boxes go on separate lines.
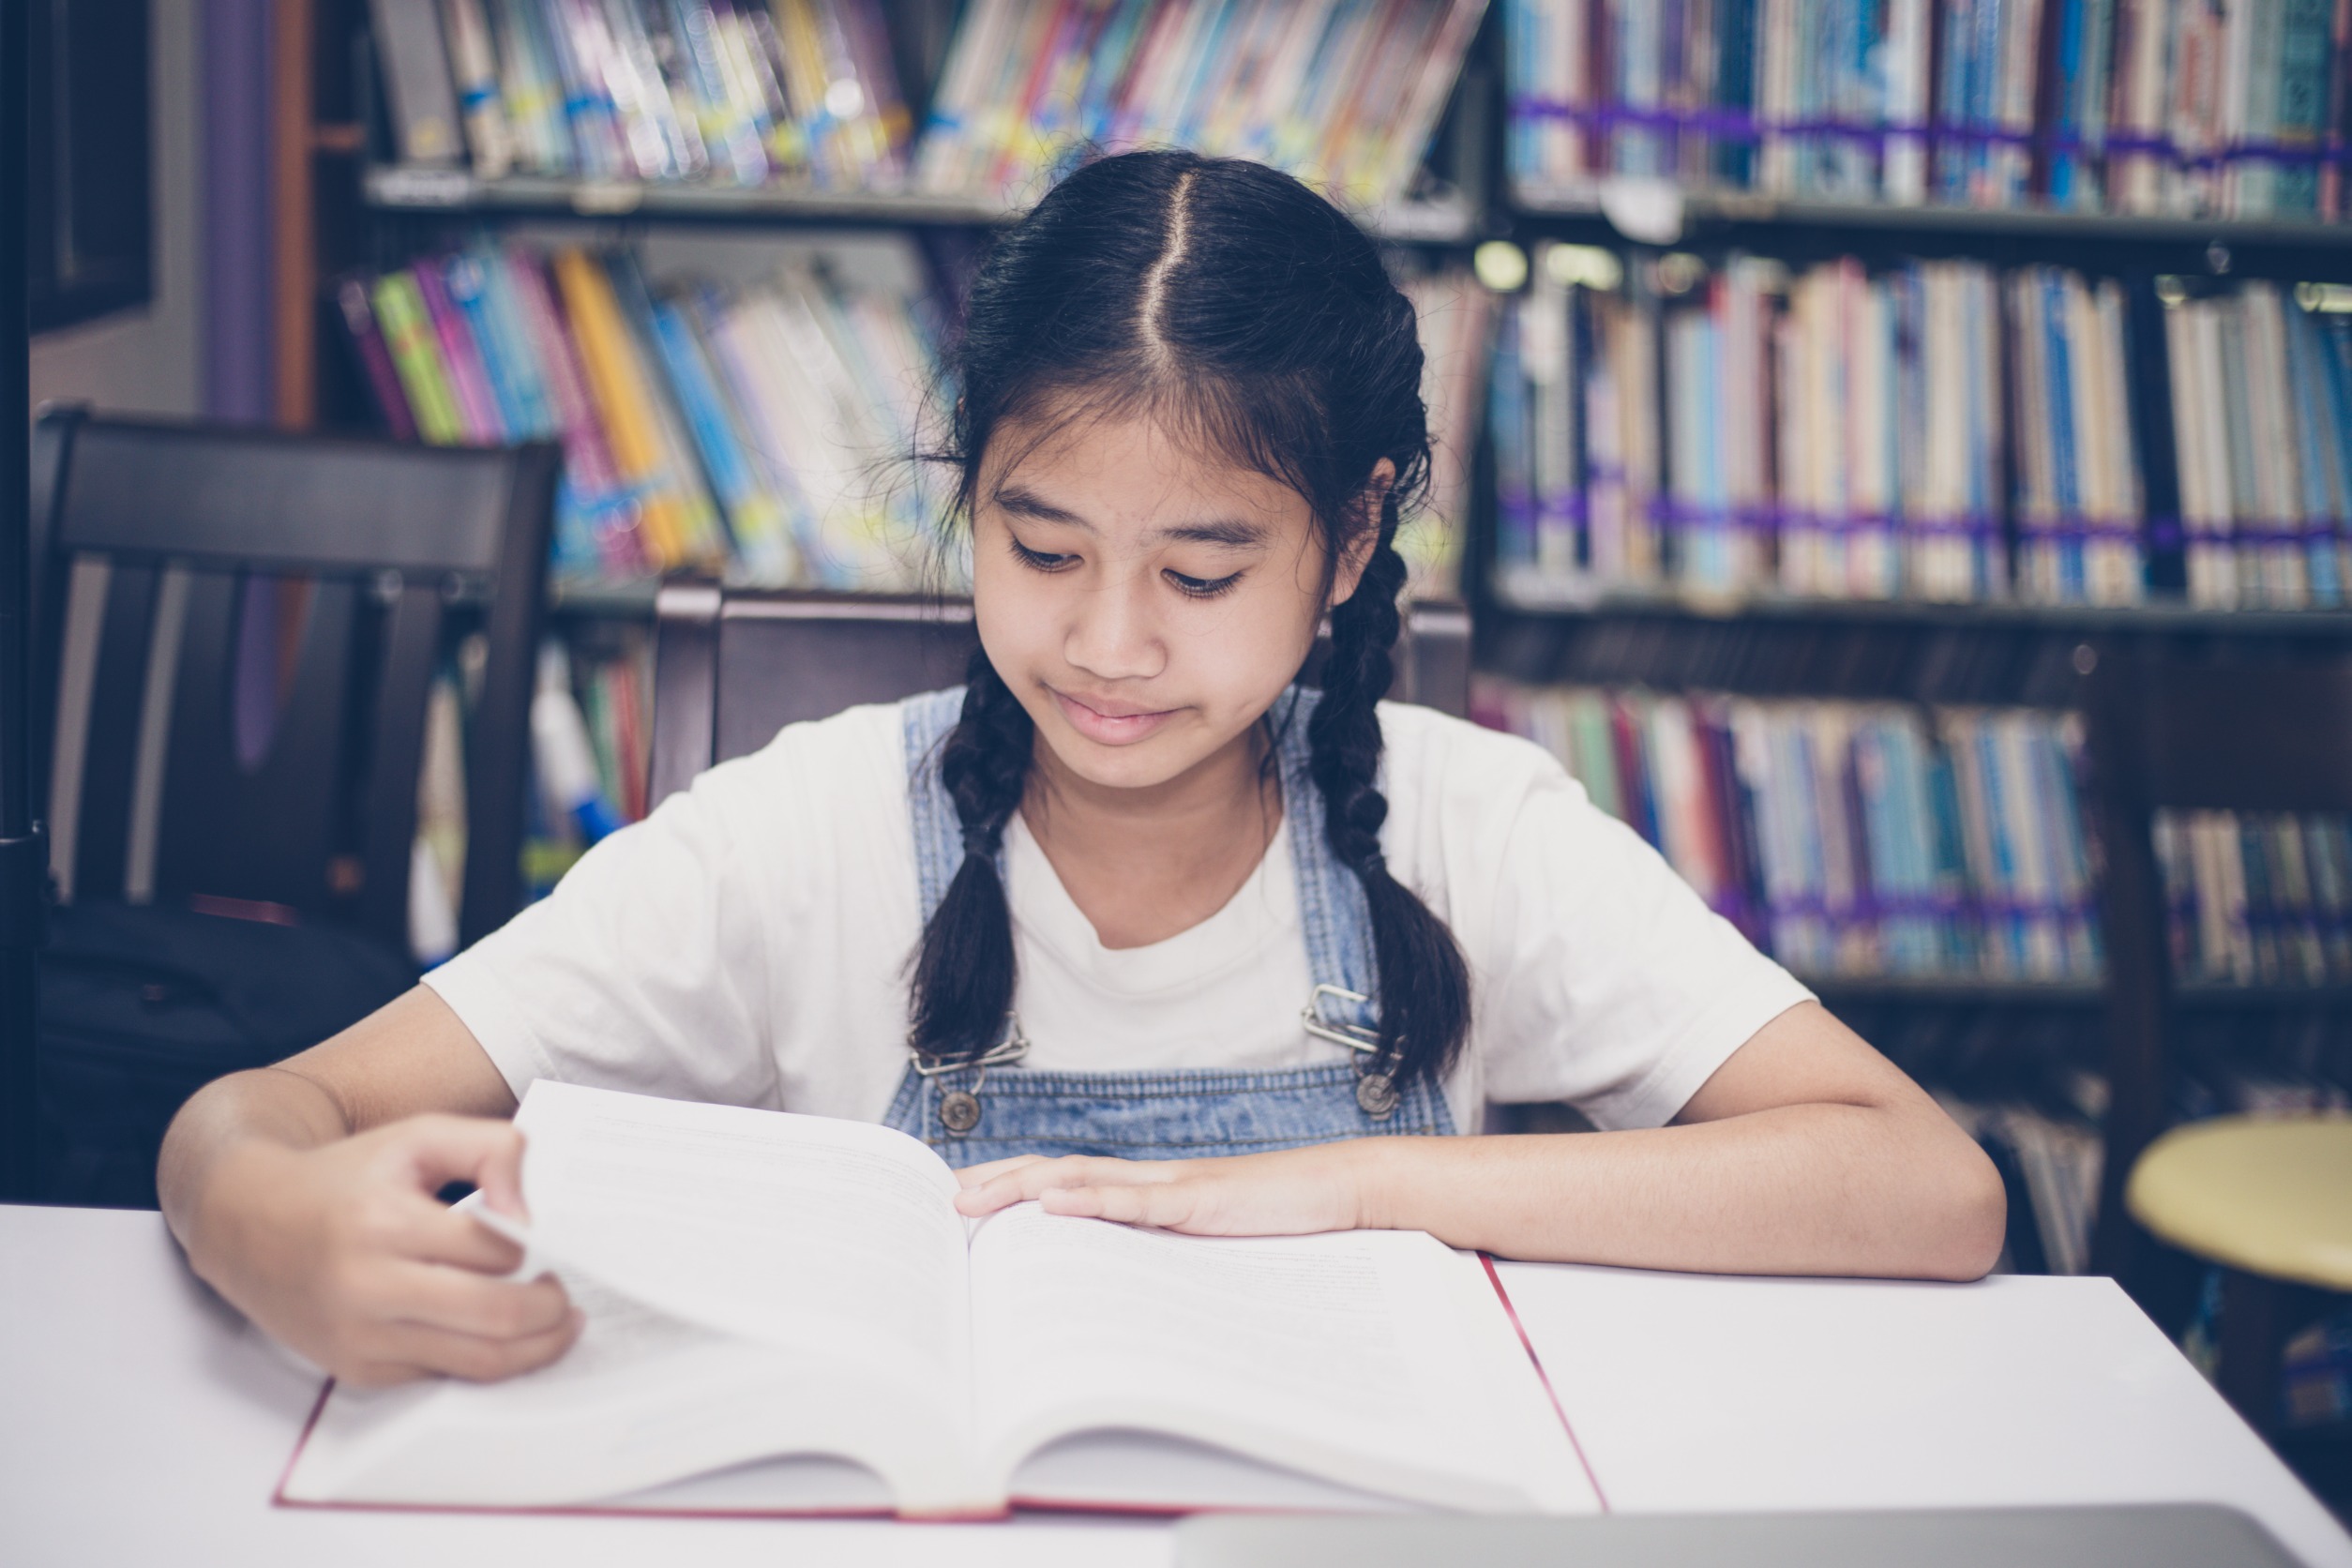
top-left (1356, 1073), bottom-right (1398, 1119)
top-left (940, 1090), bottom-right (982, 1134)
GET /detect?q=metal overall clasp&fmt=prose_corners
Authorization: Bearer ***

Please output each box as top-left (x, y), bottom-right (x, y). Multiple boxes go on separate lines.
top-left (910, 1015), bottom-right (1030, 1136)
top-left (1301, 983), bottom-right (1401, 1121)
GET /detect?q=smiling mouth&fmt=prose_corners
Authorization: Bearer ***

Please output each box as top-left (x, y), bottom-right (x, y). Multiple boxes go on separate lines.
top-left (1048, 686), bottom-right (1181, 744)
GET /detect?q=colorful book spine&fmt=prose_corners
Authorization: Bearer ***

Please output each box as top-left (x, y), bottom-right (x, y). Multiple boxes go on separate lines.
top-left (336, 278), bottom-right (419, 444)
top-left (369, 273), bottom-right (469, 445)
top-left (1482, 678), bottom-right (2113, 984)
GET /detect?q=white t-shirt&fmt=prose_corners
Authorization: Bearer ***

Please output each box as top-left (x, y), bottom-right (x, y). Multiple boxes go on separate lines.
top-left (425, 701), bottom-right (1813, 1135)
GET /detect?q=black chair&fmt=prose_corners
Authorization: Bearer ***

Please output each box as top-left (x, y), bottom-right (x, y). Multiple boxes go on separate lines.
top-left (2083, 650), bottom-right (2352, 1429)
top-left (27, 408), bottom-right (559, 1204)
top-left (645, 583), bottom-right (1473, 807)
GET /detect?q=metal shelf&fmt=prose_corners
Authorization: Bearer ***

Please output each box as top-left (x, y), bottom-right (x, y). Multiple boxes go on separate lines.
top-left (362, 167), bottom-right (1481, 244)
top-left (1487, 580), bottom-right (2352, 639)
top-left (1510, 181), bottom-right (2352, 251)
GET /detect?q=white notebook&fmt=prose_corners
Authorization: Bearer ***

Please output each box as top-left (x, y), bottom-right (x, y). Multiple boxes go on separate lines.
top-left (277, 1081), bottom-right (1597, 1519)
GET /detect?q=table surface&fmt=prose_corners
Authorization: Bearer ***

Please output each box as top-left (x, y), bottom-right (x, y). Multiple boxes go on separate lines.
top-left (6, 1204), bottom-right (2348, 1568)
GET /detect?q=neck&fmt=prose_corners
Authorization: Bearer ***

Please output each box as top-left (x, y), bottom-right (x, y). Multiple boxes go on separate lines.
top-left (1021, 725), bottom-right (1281, 951)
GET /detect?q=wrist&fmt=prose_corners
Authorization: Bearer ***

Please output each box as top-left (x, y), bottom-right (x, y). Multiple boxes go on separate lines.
top-left (1348, 1136), bottom-right (1427, 1232)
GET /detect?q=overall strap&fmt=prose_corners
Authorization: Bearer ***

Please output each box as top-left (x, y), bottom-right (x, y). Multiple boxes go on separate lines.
top-left (902, 686), bottom-right (978, 922)
top-left (1270, 688), bottom-right (1382, 1037)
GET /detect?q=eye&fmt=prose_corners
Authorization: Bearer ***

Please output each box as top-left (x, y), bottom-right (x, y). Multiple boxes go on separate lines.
top-left (1167, 568), bottom-right (1244, 600)
top-left (1008, 536), bottom-right (1076, 572)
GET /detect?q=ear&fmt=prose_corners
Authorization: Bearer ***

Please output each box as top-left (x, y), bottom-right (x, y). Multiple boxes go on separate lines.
top-left (1330, 460), bottom-right (1395, 608)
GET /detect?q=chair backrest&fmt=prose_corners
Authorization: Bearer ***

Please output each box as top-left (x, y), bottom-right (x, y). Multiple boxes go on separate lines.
top-left (2082, 652), bottom-right (2352, 1276)
top-left (31, 409), bottom-right (559, 952)
top-left (646, 585), bottom-right (1474, 811)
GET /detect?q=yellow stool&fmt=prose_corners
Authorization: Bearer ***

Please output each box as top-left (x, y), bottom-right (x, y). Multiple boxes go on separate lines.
top-left (2127, 1115), bottom-right (2352, 1431)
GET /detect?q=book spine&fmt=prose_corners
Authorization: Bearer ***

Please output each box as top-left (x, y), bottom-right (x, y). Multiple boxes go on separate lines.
top-left (369, 273), bottom-right (469, 444)
top-left (335, 277), bottom-right (420, 443)
top-left (369, 0), bottom-right (466, 164)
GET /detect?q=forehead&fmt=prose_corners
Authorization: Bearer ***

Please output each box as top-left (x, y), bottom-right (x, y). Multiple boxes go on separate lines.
top-left (981, 404), bottom-right (1311, 527)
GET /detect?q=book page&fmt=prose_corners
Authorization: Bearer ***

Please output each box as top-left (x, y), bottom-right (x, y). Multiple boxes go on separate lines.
top-left (283, 1273), bottom-right (937, 1509)
top-left (512, 1081), bottom-right (971, 1386)
top-left (286, 1085), bottom-right (997, 1513)
top-left (966, 1206), bottom-right (1596, 1514)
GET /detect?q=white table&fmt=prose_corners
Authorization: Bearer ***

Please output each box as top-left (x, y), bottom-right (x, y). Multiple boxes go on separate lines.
top-left (6, 1204), bottom-right (2347, 1567)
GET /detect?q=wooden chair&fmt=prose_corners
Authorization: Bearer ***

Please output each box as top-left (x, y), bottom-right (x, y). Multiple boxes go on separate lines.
top-left (31, 408), bottom-right (558, 944)
top-left (24, 409), bottom-right (558, 1203)
top-left (2083, 650), bottom-right (2352, 1432)
top-left (647, 583), bottom-right (1472, 807)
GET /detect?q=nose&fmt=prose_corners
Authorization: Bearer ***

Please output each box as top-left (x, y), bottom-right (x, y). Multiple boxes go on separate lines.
top-left (1063, 569), bottom-right (1167, 684)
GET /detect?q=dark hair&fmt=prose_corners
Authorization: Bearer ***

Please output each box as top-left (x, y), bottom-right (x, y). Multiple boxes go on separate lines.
top-left (911, 150), bottom-right (1470, 1087)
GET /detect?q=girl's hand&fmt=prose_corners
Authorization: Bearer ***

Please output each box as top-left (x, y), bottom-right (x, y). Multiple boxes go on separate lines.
top-left (951, 1140), bottom-right (1406, 1236)
top-left (187, 1115), bottom-right (580, 1389)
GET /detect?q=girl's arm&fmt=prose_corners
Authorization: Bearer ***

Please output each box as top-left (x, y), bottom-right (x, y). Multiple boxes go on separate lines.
top-left (158, 988), bottom-right (580, 1385)
top-left (952, 1001), bottom-right (2008, 1282)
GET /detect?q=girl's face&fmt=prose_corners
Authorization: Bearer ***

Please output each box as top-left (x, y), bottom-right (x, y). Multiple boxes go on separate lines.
top-left (971, 407), bottom-right (1369, 796)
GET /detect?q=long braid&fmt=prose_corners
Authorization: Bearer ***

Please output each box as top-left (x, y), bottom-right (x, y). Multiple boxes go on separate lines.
top-left (908, 649), bottom-right (1034, 1061)
top-left (1307, 498), bottom-right (1472, 1084)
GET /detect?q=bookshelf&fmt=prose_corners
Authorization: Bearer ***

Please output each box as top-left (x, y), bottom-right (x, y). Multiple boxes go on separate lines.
top-left (276, 2), bottom-right (2352, 1282)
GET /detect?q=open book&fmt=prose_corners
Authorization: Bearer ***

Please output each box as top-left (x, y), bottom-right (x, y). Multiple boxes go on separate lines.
top-left (278, 1081), bottom-right (1597, 1519)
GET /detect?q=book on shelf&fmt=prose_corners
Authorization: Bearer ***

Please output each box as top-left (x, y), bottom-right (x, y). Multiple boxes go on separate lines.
top-left (338, 237), bottom-right (944, 592)
top-left (1488, 244), bottom-right (2192, 610)
top-left (2155, 809), bottom-right (2352, 986)
top-left (367, 0), bottom-right (1487, 217)
top-left (913, 0), bottom-right (1488, 211)
top-left (1472, 677), bottom-right (2103, 984)
top-left (1398, 264), bottom-right (1500, 599)
top-left (377, 0), bottom-right (913, 188)
top-left (278, 1080), bottom-right (1597, 1518)
top-left (2164, 280), bottom-right (2352, 610)
top-left (1503, 0), bottom-right (2352, 221)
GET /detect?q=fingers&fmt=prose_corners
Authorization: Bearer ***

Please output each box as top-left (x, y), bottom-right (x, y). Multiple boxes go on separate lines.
top-left (381, 1259), bottom-right (575, 1342)
top-left (954, 1154), bottom-right (1049, 1188)
top-left (384, 1114), bottom-right (532, 1221)
top-left (1037, 1182), bottom-right (1201, 1229)
top-left (340, 1308), bottom-right (583, 1388)
top-left (952, 1154), bottom-right (1175, 1215)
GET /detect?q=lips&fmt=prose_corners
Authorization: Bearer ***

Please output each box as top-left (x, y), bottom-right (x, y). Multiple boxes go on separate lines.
top-left (1049, 686), bottom-right (1181, 746)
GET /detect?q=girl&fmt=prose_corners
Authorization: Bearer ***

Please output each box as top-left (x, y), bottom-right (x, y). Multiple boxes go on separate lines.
top-left (160, 152), bottom-right (2003, 1389)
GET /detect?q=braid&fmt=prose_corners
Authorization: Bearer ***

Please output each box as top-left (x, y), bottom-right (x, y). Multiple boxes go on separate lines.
top-left (909, 649), bottom-right (1034, 1061)
top-left (1307, 497), bottom-right (1472, 1084)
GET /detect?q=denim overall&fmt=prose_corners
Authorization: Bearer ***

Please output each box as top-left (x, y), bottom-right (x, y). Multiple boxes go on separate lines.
top-left (882, 686), bottom-right (1456, 1167)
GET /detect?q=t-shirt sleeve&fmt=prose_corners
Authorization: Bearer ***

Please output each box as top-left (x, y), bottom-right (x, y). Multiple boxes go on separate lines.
top-left (1422, 720), bottom-right (1815, 1131)
top-left (422, 758), bottom-right (782, 1109)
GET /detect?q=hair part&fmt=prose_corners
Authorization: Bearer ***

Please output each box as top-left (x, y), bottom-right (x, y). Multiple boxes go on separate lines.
top-left (910, 150), bottom-right (1470, 1085)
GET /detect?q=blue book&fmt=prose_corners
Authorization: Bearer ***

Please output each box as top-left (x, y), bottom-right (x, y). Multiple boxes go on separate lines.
top-left (445, 253), bottom-right (538, 440)
top-left (2040, 272), bottom-right (2086, 599)
top-left (2284, 309), bottom-right (2345, 604)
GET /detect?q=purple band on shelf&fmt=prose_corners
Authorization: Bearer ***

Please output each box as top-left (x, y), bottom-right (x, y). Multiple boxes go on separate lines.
top-left (1769, 891), bottom-right (2091, 921)
top-left (1512, 98), bottom-right (2352, 169)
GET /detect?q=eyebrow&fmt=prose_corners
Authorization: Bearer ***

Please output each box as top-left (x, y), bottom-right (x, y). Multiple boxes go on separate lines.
top-left (991, 484), bottom-right (1272, 549)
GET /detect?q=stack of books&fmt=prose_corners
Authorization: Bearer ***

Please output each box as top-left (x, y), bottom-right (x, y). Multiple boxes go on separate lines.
top-left (339, 239), bottom-right (944, 590)
top-left (1473, 678), bottom-right (2103, 984)
top-left (1504, 0), bottom-right (2352, 220)
top-left (1489, 245), bottom-right (2156, 607)
top-left (371, 0), bottom-right (911, 188)
top-left (913, 0), bottom-right (1489, 208)
top-left (2164, 280), bottom-right (2352, 609)
top-left (2155, 810), bottom-right (2352, 986)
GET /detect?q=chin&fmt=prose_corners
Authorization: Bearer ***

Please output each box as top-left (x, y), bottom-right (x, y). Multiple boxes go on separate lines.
top-left (1038, 728), bottom-right (1201, 792)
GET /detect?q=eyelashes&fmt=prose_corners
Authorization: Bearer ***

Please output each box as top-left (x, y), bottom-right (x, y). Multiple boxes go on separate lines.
top-left (1005, 536), bottom-right (1244, 600)
top-left (1166, 570), bottom-right (1244, 600)
top-left (1007, 537), bottom-right (1073, 573)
